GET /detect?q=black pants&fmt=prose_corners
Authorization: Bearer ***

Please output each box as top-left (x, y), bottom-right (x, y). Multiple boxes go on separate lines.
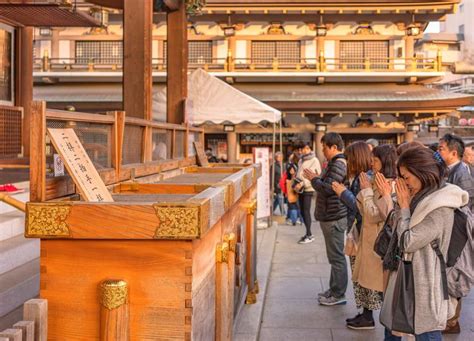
top-left (298, 192), bottom-right (313, 236)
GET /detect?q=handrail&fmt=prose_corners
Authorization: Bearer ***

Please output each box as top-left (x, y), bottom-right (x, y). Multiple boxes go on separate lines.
top-left (0, 193), bottom-right (26, 213)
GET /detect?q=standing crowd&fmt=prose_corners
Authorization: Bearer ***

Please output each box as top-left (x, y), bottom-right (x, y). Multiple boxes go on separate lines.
top-left (271, 133), bottom-right (474, 340)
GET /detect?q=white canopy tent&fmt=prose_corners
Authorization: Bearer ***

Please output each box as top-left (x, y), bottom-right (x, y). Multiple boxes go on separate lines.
top-left (152, 68), bottom-right (281, 124)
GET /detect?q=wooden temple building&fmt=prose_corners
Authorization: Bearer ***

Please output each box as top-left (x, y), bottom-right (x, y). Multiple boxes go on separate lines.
top-left (0, 1), bottom-right (261, 340)
top-left (27, 0), bottom-right (474, 164)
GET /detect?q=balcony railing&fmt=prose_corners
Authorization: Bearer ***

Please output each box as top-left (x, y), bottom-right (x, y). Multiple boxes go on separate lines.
top-left (33, 55), bottom-right (443, 73)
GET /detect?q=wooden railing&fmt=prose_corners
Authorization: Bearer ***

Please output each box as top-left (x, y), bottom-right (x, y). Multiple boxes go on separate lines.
top-left (33, 55), bottom-right (443, 73)
top-left (0, 105), bottom-right (23, 159)
top-left (30, 101), bottom-right (204, 201)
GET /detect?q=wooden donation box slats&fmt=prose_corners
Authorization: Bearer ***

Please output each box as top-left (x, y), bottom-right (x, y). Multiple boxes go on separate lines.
top-left (26, 164), bottom-right (261, 340)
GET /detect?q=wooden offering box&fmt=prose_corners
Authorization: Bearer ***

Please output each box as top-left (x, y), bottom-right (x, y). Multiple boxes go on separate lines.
top-left (25, 164), bottom-right (261, 340)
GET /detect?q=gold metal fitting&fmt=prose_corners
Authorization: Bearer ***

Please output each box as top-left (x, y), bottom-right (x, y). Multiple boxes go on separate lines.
top-left (224, 233), bottom-right (236, 252)
top-left (100, 279), bottom-right (128, 310)
top-left (216, 242), bottom-right (230, 263)
top-left (246, 199), bottom-right (257, 215)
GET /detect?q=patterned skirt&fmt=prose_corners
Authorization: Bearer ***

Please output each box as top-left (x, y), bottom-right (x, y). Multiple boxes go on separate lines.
top-left (349, 256), bottom-right (383, 310)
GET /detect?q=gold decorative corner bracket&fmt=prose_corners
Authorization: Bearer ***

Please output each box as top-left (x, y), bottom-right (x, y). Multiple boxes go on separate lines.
top-left (26, 203), bottom-right (71, 237)
top-left (254, 280), bottom-right (260, 294)
top-left (245, 290), bottom-right (257, 304)
top-left (100, 279), bottom-right (128, 310)
top-left (153, 205), bottom-right (200, 239)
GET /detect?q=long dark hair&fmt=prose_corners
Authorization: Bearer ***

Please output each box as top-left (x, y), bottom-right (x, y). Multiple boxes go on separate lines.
top-left (397, 148), bottom-right (446, 192)
top-left (345, 141), bottom-right (372, 177)
top-left (373, 144), bottom-right (397, 179)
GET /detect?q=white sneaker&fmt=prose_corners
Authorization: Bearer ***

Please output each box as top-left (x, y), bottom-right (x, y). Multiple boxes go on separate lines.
top-left (298, 235), bottom-right (314, 244)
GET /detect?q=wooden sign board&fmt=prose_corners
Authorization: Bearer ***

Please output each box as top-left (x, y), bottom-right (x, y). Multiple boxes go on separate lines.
top-left (47, 128), bottom-right (114, 202)
top-left (193, 141), bottom-right (209, 167)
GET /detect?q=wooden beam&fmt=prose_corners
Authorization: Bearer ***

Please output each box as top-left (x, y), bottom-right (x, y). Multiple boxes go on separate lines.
top-left (29, 101), bottom-right (46, 202)
top-left (123, 0), bottom-right (153, 119)
top-left (167, 2), bottom-right (188, 124)
top-left (17, 26), bottom-right (33, 157)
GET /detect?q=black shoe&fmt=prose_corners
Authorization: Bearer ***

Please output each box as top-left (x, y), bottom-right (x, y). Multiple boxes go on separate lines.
top-left (345, 313), bottom-right (362, 323)
top-left (346, 314), bottom-right (375, 330)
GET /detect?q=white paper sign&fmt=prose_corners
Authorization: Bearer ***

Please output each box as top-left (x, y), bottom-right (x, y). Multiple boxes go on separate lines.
top-left (53, 154), bottom-right (64, 177)
top-left (253, 147), bottom-right (271, 219)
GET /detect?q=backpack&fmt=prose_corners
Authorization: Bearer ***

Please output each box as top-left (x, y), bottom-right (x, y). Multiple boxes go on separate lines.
top-left (431, 206), bottom-right (474, 299)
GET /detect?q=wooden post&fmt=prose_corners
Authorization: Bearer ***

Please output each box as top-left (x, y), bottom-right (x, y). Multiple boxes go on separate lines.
top-left (123, 0), bottom-right (153, 119)
top-left (113, 111), bottom-right (125, 179)
top-left (142, 126), bottom-right (153, 163)
top-left (316, 36), bottom-right (324, 70)
top-left (13, 321), bottom-right (35, 341)
top-left (0, 329), bottom-right (21, 341)
top-left (227, 36), bottom-right (236, 72)
top-left (167, 3), bottom-right (188, 124)
top-left (23, 299), bottom-right (48, 341)
top-left (29, 101), bottom-right (46, 202)
top-left (314, 131), bottom-right (325, 165)
top-left (17, 27), bottom-right (33, 157)
top-left (215, 242), bottom-right (230, 341)
top-left (245, 200), bottom-right (258, 304)
top-left (51, 29), bottom-right (60, 59)
top-left (227, 132), bottom-right (237, 163)
top-left (99, 280), bottom-right (129, 341)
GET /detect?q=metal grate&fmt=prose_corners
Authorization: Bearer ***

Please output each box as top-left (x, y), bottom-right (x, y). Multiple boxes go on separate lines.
top-left (45, 120), bottom-right (112, 176)
top-left (163, 41), bottom-right (213, 63)
top-left (122, 125), bottom-right (143, 165)
top-left (0, 106), bottom-right (22, 158)
top-left (340, 40), bottom-right (389, 70)
top-left (175, 130), bottom-right (185, 158)
top-left (75, 40), bottom-right (123, 64)
top-left (251, 41), bottom-right (301, 63)
top-left (152, 129), bottom-right (172, 161)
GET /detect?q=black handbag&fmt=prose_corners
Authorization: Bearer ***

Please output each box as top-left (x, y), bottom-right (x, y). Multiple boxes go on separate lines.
top-left (391, 230), bottom-right (416, 334)
top-left (374, 210), bottom-right (395, 258)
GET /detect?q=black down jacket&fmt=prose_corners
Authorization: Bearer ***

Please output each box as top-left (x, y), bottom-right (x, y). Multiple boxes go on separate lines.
top-left (311, 154), bottom-right (348, 222)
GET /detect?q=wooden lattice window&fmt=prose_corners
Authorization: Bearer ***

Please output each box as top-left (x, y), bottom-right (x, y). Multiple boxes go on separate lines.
top-left (340, 40), bottom-right (389, 70)
top-left (251, 41), bottom-right (301, 63)
top-left (75, 41), bottom-right (123, 64)
top-left (163, 41), bottom-right (213, 63)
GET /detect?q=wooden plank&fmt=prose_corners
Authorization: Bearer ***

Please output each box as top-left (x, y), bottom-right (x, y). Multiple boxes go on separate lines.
top-left (40, 240), bottom-right (191, 340)
top-left (46, 110), bottom-right (115, 124)
top-left (112, 111), bottom-right (125, 179)
top-left (23, 299), bottom-right (47, 341)
top-left (12, 321), bottom-right (34, 341)
top-left (123, 0), bottom-right (153, 119)
top-left (194, 141), bottom-right (209, 167)
top-left (167, 2), bottom-right (187, 124)
top-left (47, 128), bottom-right (114, 202)
top-left (29, 101), bottom-right (46, 202)
top-left (0, 329), bottom-right (21, 341)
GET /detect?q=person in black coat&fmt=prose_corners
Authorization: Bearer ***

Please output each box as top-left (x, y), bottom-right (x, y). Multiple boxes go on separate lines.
top-left (304, 132), bottom-right (348, 307)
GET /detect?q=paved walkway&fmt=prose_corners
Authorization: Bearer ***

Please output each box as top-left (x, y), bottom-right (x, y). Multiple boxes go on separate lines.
top-left (257, 219), bottom-right (474, 341)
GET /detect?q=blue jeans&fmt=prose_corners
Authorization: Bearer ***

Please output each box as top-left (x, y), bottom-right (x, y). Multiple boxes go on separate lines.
top-left (273, 193), bottom-right (285, 215)
top-left (384, 328), bottom-right (442, 341)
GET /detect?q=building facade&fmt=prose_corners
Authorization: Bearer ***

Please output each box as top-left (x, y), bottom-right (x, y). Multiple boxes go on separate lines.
top-left (32, 0), bottom-right (472, 163)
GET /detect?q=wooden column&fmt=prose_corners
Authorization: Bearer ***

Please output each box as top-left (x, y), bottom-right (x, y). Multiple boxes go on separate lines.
top-left (123, 0), bottom-right (153, 119)
top-left (227, 132), bottom-right (237, 163)
top-left (167, 3), bottom-right (188, 124)
top-left (17, 27), bottom-right (33, 157)
top-left (316, 37), bottom-right (325, 59)
top-left (405, 36), bottom-right (414, 63)
top-left (404, 131), bottom-right (415, 143)
top-left (51, 29), bottom-right (60, 59)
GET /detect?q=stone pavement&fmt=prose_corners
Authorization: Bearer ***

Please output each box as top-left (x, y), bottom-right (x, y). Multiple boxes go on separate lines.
top-left (255, 219), bottom-right (474, 341)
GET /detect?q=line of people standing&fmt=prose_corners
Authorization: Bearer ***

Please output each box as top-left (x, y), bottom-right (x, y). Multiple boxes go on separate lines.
top-left (273, 132), bottom-right (473, 340)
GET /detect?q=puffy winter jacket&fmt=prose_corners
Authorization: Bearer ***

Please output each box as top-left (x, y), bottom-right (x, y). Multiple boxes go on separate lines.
top-left (448, 161), bottom-right (474, 210)
top-left (311, 154), bottom-right (348, 222)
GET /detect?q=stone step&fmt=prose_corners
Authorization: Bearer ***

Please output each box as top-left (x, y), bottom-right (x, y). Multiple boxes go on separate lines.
top-left (0, 259), bottom-right (39, 319)
top-left (0, 235), bottom-right (39, 276)
top-left (0, 212), bottom-right (25, 242)
top-left (0, 191), bottom-right (29, 215)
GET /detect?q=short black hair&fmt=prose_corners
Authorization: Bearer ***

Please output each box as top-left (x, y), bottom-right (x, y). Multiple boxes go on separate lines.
top-left (321, 132), bottom-right (344, 151)
top-left (440, 133), bottom-right (465, 158)
top-left (301, 141), bottom-right (312, 150)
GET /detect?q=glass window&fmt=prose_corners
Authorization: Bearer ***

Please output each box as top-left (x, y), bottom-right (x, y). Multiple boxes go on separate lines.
top-left (0, 23), bottom-right (14, 105)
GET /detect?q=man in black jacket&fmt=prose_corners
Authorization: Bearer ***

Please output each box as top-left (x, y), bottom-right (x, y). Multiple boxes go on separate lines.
top-left (304, 132), bottom-right (348, 306)
top-left (438, 134), bottom-right (474, 211)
